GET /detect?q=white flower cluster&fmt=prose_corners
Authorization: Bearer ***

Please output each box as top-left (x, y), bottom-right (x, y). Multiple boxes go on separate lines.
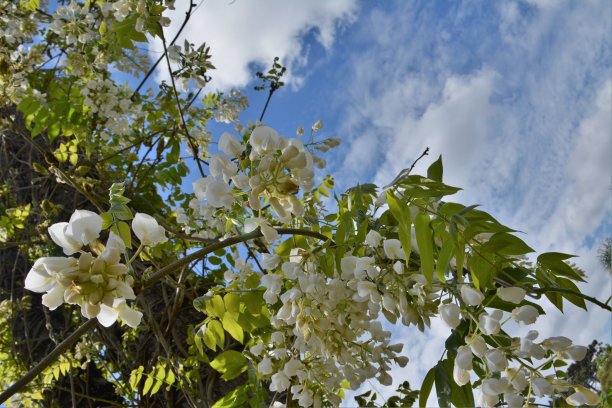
top-left (193, 124), bottom-right (338, 225)
top-left (251, 254), bottom-right (408, 406)
top-left (79, 78), bottom-right (141, 138)
top-left (0, 1), bottom-right (38, 46)
top-left (50, 3), bottom-right (97, 46)
top-left (437, 284), bottom-right (594, 407)
top-left (24, 211), bottom-right (167, 328)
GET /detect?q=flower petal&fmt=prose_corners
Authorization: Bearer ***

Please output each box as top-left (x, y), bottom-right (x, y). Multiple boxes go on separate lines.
top-left (97, 304), bottom-right (119, 327)
top-left (42, 284), bottom-right (65, 310)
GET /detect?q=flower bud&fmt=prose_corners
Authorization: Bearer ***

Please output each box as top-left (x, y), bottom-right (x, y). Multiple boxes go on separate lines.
top-left (497, 286), bottom-right (526, 304)
top-left (461, 285), bottom-right (485, 306)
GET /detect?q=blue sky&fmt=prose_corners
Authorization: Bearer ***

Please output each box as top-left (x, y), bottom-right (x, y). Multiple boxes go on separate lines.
top-left (149, 0), bottom-right (611, 404)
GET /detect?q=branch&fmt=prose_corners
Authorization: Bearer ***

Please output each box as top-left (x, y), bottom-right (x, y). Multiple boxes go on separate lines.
top-left (130, 2), bottom-right (196, 101)
top-left (0, 319), bottom-right (97, 404)
top-left (530, 287), bottom-right (611, 312)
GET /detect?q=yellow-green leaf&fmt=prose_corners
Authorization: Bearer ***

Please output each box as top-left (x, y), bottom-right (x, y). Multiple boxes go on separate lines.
top-left (222, 313), bottom-right (244, 343)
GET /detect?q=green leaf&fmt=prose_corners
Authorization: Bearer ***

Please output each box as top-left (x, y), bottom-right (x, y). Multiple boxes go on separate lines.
top-left (419, 367), bottom-right (435, 408)
top-left (206, 295), bottom-right (226, 318)
top-left (110, 221), bottom-right (132, 248)
top-left (436, 239), bottom-right (455, 282)
top-left (100, 212), bottom-right (113, 230)
top-left (224, 293), bottom-right (240, 314)
top-left (209, 319), bottom-right (225, 350)
top-left (427, 155), bottom-right (443, 182)
top-left (468, 252), bottom-right (496, 291)
top-left (434, 361), bottom-right (452, 408)
top-left (415, 212), bottom-right (434, 283)
top-left (210, 350), bottom-right (248, 381)
top-left (109, 202), bottom-right (133, 221)
top-left (142, 376), bottom-right (154, 395)
top-left (481, 232), bottom-right (534, 256)
top-left (537, 252), bottom-right (584, 282)
top-left (386, 190), bottom-right (412, 261)
top-left (212, 385), bottom-right (249, 408)
top-left (222, 313), bottom-right (244, 343)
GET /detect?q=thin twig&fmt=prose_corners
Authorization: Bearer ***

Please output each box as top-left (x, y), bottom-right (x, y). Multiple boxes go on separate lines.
top-left (130, 2), bottom-right (197, 101)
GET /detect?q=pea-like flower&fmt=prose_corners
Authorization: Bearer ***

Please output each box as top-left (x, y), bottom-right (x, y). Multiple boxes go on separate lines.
top-left (511, 305), bottom-right (539, 324)
top-left (383, 239), bottom-right (405, 260)
top-left (218, 132), bottom-right (245, 157)
top-left (48, 209), bottom-right (103, 254)
top-left (497, 286), bottom-right (526, 304)
top-left (439, 303), bottom-right (461, 329)
top-left (132, 213), bottom-right (168, 246)
top-left (461, 285), bottom-right (485, 306)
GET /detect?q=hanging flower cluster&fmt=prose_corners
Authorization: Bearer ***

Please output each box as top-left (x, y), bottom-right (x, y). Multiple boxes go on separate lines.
top-left (182, 123), bottom-right (601, 407)
top-left (24, 210), bottom-right (167, 328)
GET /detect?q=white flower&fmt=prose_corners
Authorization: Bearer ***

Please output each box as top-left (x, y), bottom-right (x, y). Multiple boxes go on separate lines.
top-left (205, 178), bottom-right (234, 208)
top-left (455, 345), bottom-right (473, 370)
top-left (257, 356), bottom-right (273, 375)
top-left (365, 230), bottom-right (382, 247)
top-left (542, 336), bottom-right (573, 352)
top-left (311, 120), bottom-right (323, 131)
top-left (218, 132), bottom-right (245, 157)
top-left (506, 367), bottom-right (528, 391)
top-left (461, 285), bottom-right (485, 306)
top-left (468, 335), bottom-right (488, 357)
top-left (209, 154), bottom-right (238, 182)
top-left (383, 239), bottom-right (405, 260)
top-left (356, 281), bottom-right (379, 302)
top-left (67, 210), bottom-right (103, 246)
top-left (479, 391), bottom-right (499, 408)
top-left (244, 217), bottom-right (278, 244)
top-left (132, 213), bottom-right (167, 246)
top-left (511, 305), bottom-right (539, 324)
top-left (250, 343), bottom-right (264, 356)
top-left (561, 345), bottom-right (588, 361)
top-left (484, 349), bottom-right (508, 372)
top-left (261, 254), bottom-right (280, 270)
top-left (97, 298), bottom-right (142, 328)
top-left (566, 386), bottom-right (600, 406)
top-left (283, 359), bottom-right (303, 377)
top-left (25, 257), bottom-right (78, 310)
top-left (531, 377), bottom-right (554, 396)
top-left (231, 174), bottom-right (250, 189)
top-left (438, 303), bottom-right (461, 329)
top-left (482, 378), bottom-right (510, 396)
top-left (453, 364), bottom-right (470, 386)
top-left (270, 371), bottom-right (291, 392)
top-left (192, 178), bottom-right (209, 200)
top-left (479, 310), bottom-right (503, 335)
top-left (48, 222), bottom-right (81, 255)
top-left (504, 391), bottom-right (524, 408)
top-left (261, 274), bottom-right (283, 304)
top-left (497, 286), bottom-right (526, 304)
top-left (249, 126), bottom-right (282, 158)
top-left (281, 262), bottom-right (301, 279)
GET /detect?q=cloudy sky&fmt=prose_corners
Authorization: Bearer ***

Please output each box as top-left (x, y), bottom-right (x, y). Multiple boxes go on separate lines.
top-left (152, 0), bottom-right (611, 405)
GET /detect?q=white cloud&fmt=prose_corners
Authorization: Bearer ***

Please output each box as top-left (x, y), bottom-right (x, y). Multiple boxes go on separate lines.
top-left (153, 0), bottom-right (358, 91)
top-left (331, 0), bottom-right (611, 404)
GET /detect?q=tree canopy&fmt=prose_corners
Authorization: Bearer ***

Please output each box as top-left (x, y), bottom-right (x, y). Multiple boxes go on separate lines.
top-left (0, 1), bottom-right (609, 407)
